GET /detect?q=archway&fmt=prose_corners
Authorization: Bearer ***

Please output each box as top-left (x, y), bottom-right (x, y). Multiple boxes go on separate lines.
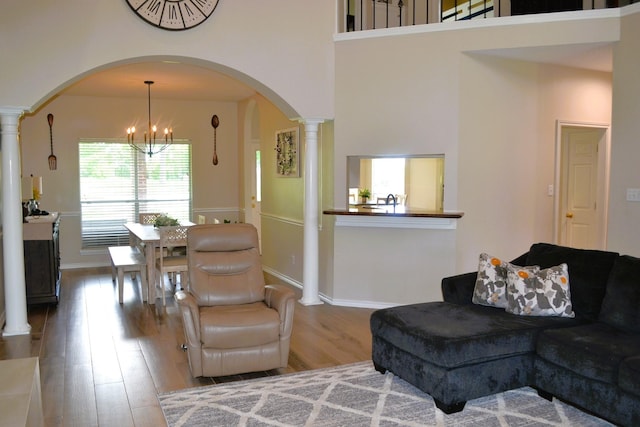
top-left (4, 57), bottom-right (314, 336)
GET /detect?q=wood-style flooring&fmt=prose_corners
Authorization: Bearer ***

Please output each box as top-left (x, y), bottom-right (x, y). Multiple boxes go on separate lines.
top-left (0, 268), bottom-right (375, 427)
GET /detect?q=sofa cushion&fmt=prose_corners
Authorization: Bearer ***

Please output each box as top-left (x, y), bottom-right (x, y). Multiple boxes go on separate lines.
top-left (370, 302), bottom-right (580, 369)
top-left (536, 323), bottom-right (640, 384)
top-left (472, 253), bottom-right (539, 309)
top-left (599, 255), bottom-right (640, 333)
top-left (505, 263), bottom-right (575, 318)
top-left (526, 243), bottom-right (619, 321)
top-left (619, 356), bottom-right (640, 397)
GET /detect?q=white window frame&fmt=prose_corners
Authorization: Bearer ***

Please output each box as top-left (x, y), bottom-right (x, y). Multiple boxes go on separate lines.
top-left (79, 139), bottom-right (192, 250)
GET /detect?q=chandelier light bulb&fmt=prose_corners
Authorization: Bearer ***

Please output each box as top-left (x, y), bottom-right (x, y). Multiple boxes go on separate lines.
top-left (127, 127), bottom-right (136, 143)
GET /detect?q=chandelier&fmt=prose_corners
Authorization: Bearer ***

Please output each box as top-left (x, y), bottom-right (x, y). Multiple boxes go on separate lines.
top-left (127, 80), bottom-right (173, 157)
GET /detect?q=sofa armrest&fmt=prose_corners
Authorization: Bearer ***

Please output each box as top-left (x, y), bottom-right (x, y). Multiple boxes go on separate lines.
top-left (265, 284), bottom-right (296, 338)
top-left (441, 271), bottom-right (477, 305)
top-left (174, 290), bottom-right (201, 346)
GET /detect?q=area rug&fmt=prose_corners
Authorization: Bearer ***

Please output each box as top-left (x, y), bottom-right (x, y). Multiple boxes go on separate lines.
top-left (158, 361), bottom-right (612, 427)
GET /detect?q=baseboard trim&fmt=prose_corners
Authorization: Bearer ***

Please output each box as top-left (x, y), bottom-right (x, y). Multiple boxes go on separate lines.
top-left (262, 266), bottom-right (398, 310)
top-left (61, 262), bottom-right (110, 270)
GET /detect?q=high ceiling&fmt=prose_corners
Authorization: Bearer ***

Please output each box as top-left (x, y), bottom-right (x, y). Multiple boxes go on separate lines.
top-left (62, 61), bottom-right (256, 102)
top-left (478, 43), bottom-right (613, 73)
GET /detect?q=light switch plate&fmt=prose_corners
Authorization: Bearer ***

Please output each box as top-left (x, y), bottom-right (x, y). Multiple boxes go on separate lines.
top-left (626, 188), bottom-right (640, 202)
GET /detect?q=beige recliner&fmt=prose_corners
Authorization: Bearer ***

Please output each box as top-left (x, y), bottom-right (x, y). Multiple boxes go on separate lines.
top-left (174, 223), bottom-right (296, 377)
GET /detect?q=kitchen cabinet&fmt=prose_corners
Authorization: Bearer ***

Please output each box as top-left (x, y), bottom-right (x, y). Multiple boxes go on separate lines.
top-left (23, 213), bottom-right (60, 305)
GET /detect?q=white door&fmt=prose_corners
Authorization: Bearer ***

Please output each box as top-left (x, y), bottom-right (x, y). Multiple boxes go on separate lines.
top-left (250, 146), bottom-right (262, 250)
top-left (558, 126), bottom-right (605, 249)
top-left (243, 100), bottom-right (262, 251)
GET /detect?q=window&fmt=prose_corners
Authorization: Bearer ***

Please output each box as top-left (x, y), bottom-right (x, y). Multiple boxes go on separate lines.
top-left (347, 155), bottom-right (445, 210)
top-left (79, 140), bottom-right (192, 249)
top-left (371, 158), bottom-right (405, 199)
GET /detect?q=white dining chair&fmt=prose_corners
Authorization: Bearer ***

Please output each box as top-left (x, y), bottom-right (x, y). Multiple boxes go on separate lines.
top-left (156, 225), bottom-right (189, 306)
top-left (139, 212), bottom-right (164, 224)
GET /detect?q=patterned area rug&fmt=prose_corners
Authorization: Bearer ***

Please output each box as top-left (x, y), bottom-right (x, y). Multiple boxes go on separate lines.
top-left (158, 361), bottom-right (612, 427)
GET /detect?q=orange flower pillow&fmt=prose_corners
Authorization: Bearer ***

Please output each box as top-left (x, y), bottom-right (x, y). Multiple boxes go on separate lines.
top-left (505, 263), bottom-right (575, 318)
top-left (473, 253), bottom-right (539, 308)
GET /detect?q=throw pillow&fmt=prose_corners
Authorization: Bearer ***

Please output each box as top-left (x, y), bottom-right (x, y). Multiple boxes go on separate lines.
top-left (472, 253), bottom-right (538, 308)
top-left (505, 263), bottom-right (575, 318)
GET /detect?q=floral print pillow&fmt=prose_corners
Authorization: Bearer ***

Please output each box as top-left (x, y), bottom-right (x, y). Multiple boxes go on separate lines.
top-left (505, 263), bottom-right (575, 318)
top-left (473, 253), bottom-right (539, 308)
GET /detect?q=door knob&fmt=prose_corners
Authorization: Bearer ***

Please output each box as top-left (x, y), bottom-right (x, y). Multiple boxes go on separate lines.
top-left (566, 213), bottom-right (574, 218)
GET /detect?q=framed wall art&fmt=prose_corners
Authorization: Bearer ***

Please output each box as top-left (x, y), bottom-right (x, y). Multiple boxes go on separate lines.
top-left (275, 127), bottom-right (299, 177)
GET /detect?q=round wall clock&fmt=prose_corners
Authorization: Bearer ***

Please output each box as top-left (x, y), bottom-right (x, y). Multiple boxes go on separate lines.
top-left (125, 0), bottom-right (220, 31)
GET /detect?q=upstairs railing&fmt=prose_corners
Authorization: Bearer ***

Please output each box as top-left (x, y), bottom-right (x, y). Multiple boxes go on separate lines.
top-left (341, 0), bottom-right (638, 32)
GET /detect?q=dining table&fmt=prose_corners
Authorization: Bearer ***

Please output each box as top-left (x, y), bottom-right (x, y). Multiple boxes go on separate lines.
top-left (124, 221), bottom-right (194, 304)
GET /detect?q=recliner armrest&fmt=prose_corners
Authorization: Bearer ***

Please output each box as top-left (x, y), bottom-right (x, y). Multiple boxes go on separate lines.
top-left (265, 284), bottom-right (296, 338)
top-left (174, 290), bottom-right (201, 345)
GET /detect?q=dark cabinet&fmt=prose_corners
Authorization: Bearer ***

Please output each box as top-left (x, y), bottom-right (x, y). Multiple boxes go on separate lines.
top-left (23, 218), bottom-right (60, 305)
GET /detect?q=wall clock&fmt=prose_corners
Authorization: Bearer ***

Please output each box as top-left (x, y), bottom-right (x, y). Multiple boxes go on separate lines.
top-left (125, 0), bottom-right (220, 31)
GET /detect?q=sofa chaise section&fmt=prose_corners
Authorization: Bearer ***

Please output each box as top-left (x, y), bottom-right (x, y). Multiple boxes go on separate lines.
top-left (371, 301), bottom-right (580, 412)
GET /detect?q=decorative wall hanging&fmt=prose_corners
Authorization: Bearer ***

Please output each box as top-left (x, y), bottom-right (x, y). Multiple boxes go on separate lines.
top-left (275, 127), bottom-right (299, 177)
top-left (47, 113), bottom-right (57, 170)
top-left (125, 0), bottom-right (220, 31)
top-left (211, 114), bottom-right (219, 165)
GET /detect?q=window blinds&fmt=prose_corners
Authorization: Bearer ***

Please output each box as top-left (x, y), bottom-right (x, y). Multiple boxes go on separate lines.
top-left (79, 141), bottom-right (192, 249)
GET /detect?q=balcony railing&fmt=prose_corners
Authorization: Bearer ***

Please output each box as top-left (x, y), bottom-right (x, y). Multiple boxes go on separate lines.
top-left (341, 0), bottom-right (638, 32)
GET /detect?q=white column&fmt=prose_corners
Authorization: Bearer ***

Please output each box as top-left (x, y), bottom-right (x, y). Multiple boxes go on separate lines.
top-left (1, 107), bottom-right (31, 336)
top-left (299, 118), bottom-right (324, 306)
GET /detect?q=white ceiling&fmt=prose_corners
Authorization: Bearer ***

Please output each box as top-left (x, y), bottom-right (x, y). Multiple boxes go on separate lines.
top-left (475, 42), bottom-right (613, 73)
top-left (63, 61), bottom-right (256, 101)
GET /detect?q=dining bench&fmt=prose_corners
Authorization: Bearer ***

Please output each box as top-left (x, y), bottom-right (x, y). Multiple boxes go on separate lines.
top-left (108, 245), bottom-right (148, 303)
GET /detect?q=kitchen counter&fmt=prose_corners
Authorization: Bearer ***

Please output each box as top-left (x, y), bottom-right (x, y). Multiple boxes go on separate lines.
top-left (324, 206), bottom-right (463, 218)
top-left (324, 206), bottom-right (463, 229)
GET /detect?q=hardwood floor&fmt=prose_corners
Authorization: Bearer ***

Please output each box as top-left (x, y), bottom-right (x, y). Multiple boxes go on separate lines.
top-left (0, 268), bottom-right (375, 427)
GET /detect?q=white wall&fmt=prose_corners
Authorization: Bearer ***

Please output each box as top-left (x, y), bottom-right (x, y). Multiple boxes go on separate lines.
top-left (247, 95), bottom-right (305, 285)
top-left (456, 55), bottom-right (540, 268)
top-left (456, 57), bottom-right (613, 272)
top-left (332, 11), bottom-right (623, 305)
top-left (0, 1), bottom-right (336, 119)
top-left (608, 8), bottom-right (640, 254)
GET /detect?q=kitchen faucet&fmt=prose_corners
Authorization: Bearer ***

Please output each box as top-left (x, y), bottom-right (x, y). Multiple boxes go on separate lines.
top-left (386, 193), bottom-right (397, 211)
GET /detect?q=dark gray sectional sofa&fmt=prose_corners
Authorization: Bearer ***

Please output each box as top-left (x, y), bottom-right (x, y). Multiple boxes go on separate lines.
top-left (370, 243), bottom-right (640, 426)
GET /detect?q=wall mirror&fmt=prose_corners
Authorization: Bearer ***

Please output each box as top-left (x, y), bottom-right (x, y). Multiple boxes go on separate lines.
top-left (347, 155), bottom-right (444, 211)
